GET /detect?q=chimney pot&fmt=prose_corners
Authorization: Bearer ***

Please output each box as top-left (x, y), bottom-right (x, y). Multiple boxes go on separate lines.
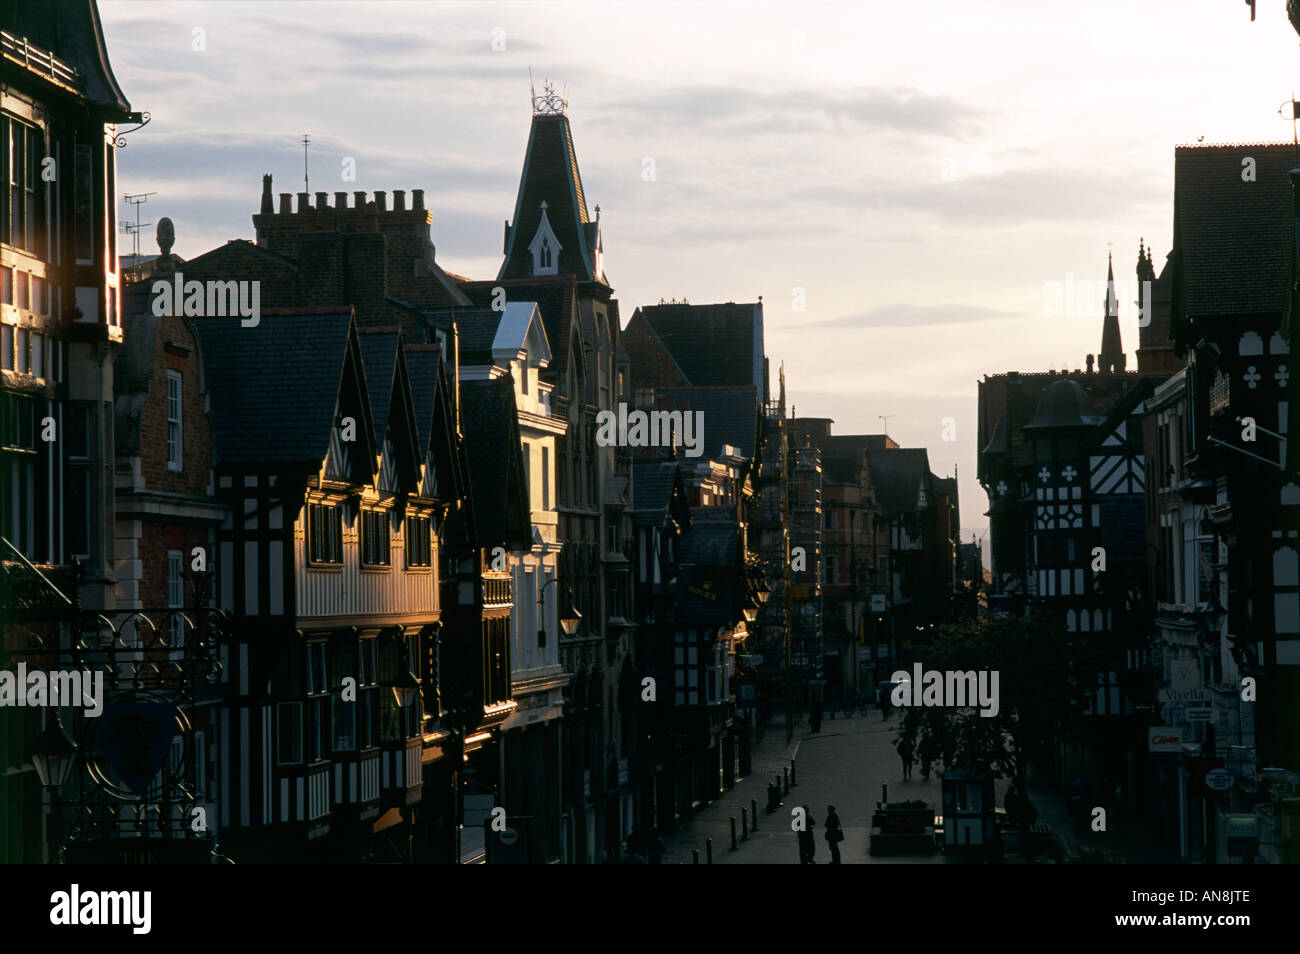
top-left (297, 192), bottom-right (310, 213)
top-left (278, 193), bottom-right (292, 214)
top-left (316, 191), bottom-right (329, 210)
top-left (412, 189), bottom-right (425, 211)
top-left (374, 191), bottom-right (387, 212)
top-left (335, 191), bottom-right (348, 209)
top-left (354, 191), bottom-right (367, 208)
top-left (393, 189), bottom-right (407, 211)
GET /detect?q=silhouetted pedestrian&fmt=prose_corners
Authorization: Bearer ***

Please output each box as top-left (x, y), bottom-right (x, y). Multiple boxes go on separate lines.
top-left (798, 806), bottom-right (817, 863)
top-left (918, 735), bottom-right (937, 781)
top-left (824, 805), bottom-right (843, 863)
top-left (898, 738), bottom-right (915, 780)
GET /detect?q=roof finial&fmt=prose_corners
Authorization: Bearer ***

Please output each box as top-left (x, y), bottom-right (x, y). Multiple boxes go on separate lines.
top-left (532, 77), bottom-right (568, 116)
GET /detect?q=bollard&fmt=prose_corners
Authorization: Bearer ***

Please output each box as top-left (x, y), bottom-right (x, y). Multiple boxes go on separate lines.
top-left (751, 798), bottom-right (759, 831)
top-left (783, 767), bottom-right (790, 794)
top-left (706, 837), bottom-right (713, 864)
top-left (730, 817), bottom-right (738, 850)
top-left (693, 849), bottom-right (700, 864)
top-left (791, 760), bottom-right (798, 787)
top-left (742, 808), bottom-right (749, 840)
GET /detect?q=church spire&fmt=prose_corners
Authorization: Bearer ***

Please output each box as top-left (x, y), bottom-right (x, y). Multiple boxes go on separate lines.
top-left (1099, 250), bottom-right (1125, 373)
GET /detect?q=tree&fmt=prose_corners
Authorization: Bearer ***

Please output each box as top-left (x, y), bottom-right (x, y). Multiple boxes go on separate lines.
top-left (902, 610), bottom-right (1104, 817)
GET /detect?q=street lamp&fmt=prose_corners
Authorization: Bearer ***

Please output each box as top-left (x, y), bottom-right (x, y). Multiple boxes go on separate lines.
top-left (392, 641), bottom-right (421, 710)
top-left (31, 714), bottom-right (77, 790)
top-left (538, 578), bottom-right (582, 647)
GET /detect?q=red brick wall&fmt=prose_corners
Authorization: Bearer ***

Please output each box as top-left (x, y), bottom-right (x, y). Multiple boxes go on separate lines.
top-left (134, 309), bottom-right (215, 609)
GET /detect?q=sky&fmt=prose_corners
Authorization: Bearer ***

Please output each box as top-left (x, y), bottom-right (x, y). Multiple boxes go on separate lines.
top-left (100, 0), bottom-right (1300, 550)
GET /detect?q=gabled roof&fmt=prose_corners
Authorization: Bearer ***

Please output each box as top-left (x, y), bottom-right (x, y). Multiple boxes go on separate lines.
top-left (632, 458), bottom-right (692, 529)
top-left (459, 375), bottom-right (531, 550)
top-left (1, 0), bottom-right (132, 115)
top-left (866, 448), bottom-right (931, 517)
top-left (405, 343), bottom-right (466, 503)
top-left (359, 328), bottom-right (422, 491)
top-left (461, 275), bottom-right (582, 384)
top-left (494, 301), bottom-right (551, 365)
top-left (195, 309), bottom-right (377, 469)
top-left (1173, 143), bottom-right (1296, 320)
top-left (499, 114), bottom-right (601, 283)
top-left (422, 306), bottom-right (503, 365)
top-left (633, 302), bottom-right (765, 389)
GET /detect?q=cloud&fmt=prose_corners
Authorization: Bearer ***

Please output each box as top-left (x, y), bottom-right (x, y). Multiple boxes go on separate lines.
top-left (591, 85), bottom-right (985, 139)
top-left (793, 303), bottom-right (1018, 329)
top-left (795, 167), bottom-right (1165, 226)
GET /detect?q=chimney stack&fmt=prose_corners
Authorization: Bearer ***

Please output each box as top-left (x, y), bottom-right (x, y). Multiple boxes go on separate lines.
top-left (278, 193), bottom-right (292, 214)
top-left (297, 192), bottom-right (310, 213)
top-left (393, 189), bottom-right (406, 211)
top-left (260, 174), bottom-right (274, 214)
top-left (412, 189), bottom-right (425, 211)
top-left (335, 191), bottom-right (348, 209)
top-left (316, 191), bottom-right (329, 210)
top-left (354, 191), bottom-right (367, 209)
top-left (374, 191), bottom-right (387, 212)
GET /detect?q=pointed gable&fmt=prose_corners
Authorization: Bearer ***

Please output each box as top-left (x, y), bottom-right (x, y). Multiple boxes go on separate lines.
top-left (499, 111), bottom-right (600, 284)
top-left (194, 309), bottom-right (377, 473)
top-left (358, 328), bottom-right (422, 494)
top-left (405, 343), bottom-right (466, 503)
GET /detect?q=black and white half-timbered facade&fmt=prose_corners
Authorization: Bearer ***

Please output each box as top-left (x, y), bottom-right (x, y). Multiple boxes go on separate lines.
top-left (195, 308), bottom-right (451, 861)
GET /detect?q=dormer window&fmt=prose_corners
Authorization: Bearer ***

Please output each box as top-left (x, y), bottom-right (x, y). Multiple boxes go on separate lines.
top-left (528, 201), bottom-right (562, 276)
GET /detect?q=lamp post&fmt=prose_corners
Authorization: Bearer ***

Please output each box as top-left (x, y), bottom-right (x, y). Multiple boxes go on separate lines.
top-left (537, 577), bottom-right (583, 646)
top-left (32, 713), bottom-right (77, 864)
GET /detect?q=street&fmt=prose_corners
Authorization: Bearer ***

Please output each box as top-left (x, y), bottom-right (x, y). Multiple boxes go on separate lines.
top-left (661, 709), bottom-right (1010, 864)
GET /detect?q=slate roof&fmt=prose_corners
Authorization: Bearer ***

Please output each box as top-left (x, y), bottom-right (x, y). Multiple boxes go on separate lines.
top-left (1173, 143), bottom-right (1297, 319)
top-left (819, 434), bottom-right (898, 483)
top-left (459, 375), bottom-right (530, 550)
top-left (866, 448), bottom-right (931, 517)
top-left (358, 329), bottom-right (399, 440)
top-left (635, 302), bottom-right (764, 389)
top-left (1, 0), bottom-right (132, 115)
top-left (421, 306), bottom-right (503, 365)
top-left (404, 343), bottom-right (444, 450)
top-left (461, 276), bottom-right (579, 381)
top-left (194, 309), bottom-right (367, 466)
top-left (499, 114), bottom-right (599, 283)
top-left (632, 459), bottom-right (684, 524)
top-left (652, 386), bottom-right (759, 459)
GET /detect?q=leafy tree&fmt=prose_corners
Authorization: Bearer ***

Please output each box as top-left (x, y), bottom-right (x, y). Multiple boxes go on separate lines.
top-left (895, 610), bottom-right (1104, 821)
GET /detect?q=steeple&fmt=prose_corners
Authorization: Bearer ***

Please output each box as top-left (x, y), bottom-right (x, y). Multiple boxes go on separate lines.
top-left (498, 81), bottom-right (606, 285)
top-left (1099, 251), bottom-right (1126, 373)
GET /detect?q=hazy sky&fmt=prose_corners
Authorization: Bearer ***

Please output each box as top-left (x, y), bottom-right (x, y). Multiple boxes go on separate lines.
top-left (100, 0), bottom-right (1300, 546)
